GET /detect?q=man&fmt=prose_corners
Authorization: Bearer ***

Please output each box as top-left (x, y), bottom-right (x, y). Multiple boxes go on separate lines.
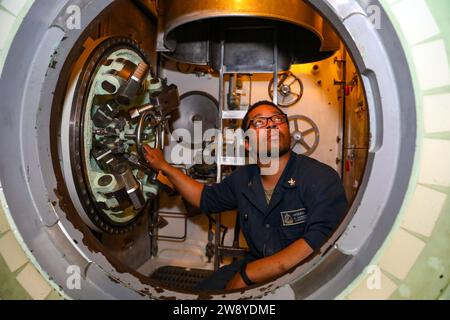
top-left (143, 100), bottom-right (348, 291)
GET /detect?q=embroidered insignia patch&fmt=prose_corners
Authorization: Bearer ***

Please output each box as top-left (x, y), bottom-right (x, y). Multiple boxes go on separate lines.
top-left (280, 208), bottom-right (307, 226)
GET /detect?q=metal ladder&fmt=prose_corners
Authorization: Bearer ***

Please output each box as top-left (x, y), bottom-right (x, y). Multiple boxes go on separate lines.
top-left (212, 27), bottom-right (280, 270)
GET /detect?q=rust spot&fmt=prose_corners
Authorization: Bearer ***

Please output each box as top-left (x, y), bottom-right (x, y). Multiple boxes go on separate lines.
top-left (53, 187), bottom-right (67, 212)
top-left (107, 275), bottom-right (121, 284)
top-left (138, 287), bottom-right (152, 295)
top-left (159, 295), bottom-right (177, 300)
top-left (154, 286), bottom-right (164, 294)
top-left (135, 286), bottom-right (155, 299)
top-left (196, 293), bottom-right (213, 300)
top-left (258, 284), bottom-right (274, 292)
top-left (136, 291), bottom-right (146, 297)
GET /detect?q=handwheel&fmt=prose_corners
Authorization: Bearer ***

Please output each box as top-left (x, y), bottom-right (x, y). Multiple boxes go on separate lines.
top-left (288, 115), bottom-right (320, 156)
top-left (268, 71), bottom-right (304, 107)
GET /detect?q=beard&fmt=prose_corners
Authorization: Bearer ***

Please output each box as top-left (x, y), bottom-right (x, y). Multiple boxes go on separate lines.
top-left (245, 127), bottom-right (291, 164)
top-left (266, 142), bottom-right (290, 158)
top-left (266, 143), bottom-right (290, 157)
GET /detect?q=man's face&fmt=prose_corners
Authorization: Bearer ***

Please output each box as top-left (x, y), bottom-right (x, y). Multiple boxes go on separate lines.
top-left (244, 105), bottom-right (291, 158)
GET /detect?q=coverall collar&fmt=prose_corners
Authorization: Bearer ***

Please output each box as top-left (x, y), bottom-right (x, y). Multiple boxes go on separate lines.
top-left (241, 152), bottom-right (299, 214)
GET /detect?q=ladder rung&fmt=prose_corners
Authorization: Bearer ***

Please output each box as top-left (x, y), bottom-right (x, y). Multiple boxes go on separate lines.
top-left (221, 110), bottom-right (247, 120)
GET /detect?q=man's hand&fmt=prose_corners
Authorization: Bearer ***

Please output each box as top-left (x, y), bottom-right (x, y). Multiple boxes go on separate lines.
top-left (143, 145), bottom-right (170, 172)
top-left (142, 144), bottom-right (204, 208)
top-left (226, 238), bottom-right (314, 291)
top-left (225, 272), bottom-right (247, 290)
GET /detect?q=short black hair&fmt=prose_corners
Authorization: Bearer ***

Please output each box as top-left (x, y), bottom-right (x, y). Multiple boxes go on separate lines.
top-left (241, 100), bottom-right (286, 130)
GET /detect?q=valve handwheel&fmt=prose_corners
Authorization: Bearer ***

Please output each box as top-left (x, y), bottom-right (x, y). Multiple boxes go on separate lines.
top-left (268, 71), bottom-right (304, 107)
top-left (288, 115), bottom-right (320, 156)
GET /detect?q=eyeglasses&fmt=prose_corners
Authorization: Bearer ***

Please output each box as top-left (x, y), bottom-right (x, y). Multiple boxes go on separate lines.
top-left (247, 114), bottom-right (288, 129)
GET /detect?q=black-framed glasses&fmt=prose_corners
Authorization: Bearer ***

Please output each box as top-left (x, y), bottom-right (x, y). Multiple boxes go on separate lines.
top-left (248, 114), bottom-right (288, 129)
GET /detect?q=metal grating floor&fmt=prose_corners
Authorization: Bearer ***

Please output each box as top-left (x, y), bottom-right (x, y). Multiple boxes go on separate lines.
top-left (149, 266), bottom-right (214, 291)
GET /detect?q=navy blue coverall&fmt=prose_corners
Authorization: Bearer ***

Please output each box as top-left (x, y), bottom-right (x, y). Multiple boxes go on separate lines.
top-left (194, 152), bottom-right (348, 291)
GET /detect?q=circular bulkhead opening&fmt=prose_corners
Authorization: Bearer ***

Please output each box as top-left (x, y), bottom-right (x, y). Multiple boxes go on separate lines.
top-left (53, 0), bottom-right (372, 297)
top-left (0, 0), bottom-right (417, 300)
